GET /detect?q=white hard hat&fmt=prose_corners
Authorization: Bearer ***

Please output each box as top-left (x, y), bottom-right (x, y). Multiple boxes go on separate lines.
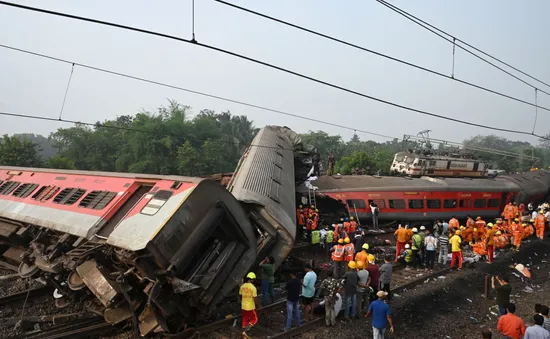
top-left (412, 227), bottom-right (418, 233)
top-left (405, 244), bottom-right (410, 249)
top-left (420, 226), bottom-right (426, 231)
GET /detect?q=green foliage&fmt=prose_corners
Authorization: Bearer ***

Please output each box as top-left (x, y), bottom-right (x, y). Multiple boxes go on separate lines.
top-left (0, 135), bottom-right (43, 167)
top-left (47, 156), bottom-right (75, 169)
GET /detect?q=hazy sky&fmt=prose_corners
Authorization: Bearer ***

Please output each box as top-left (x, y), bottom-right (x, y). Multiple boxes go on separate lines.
top-left (1, 0), bottom-right (549, 145)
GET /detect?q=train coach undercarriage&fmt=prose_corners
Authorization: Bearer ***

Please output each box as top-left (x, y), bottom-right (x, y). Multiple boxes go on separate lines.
top-left (0, 203), bottom-right (256, 337)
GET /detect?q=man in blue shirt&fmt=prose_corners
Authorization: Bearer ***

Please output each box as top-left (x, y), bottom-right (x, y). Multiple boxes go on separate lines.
top-left (302, 263), bottom-right (317, 322)
top-left (366, 290), bottom-right (394, 339)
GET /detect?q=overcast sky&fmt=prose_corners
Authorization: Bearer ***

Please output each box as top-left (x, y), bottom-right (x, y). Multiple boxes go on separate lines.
top-left (1, 0), bottom-right (549, 145)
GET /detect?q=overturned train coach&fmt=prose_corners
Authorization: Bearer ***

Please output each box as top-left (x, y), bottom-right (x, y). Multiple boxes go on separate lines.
top-left (0, 126), bottom-right (302, 336)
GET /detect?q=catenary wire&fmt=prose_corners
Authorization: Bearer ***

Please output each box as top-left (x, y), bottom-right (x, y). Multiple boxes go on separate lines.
top-left (376, 0), bottom-right (550, 97)
top-left (376, 0), bottom-right (550, 90)
top-left (0, 43), bottom-right (394, 140)
top-left (0, 1), bottom-right (545, 138)
top-left (213, 0), bottom-right (550, 113)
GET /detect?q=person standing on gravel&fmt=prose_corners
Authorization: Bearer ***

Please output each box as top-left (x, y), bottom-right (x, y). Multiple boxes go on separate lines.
top-left (438, 231), bottom-right (449, 265)
top-left (356, 260), bottom-right (371, 313)
top-left (317, 271), bottom-right (342, 327)
top-left (449, 230), bottom-right (463, 270)
top-left (379, 256), bottom-right (393, 301)
top-left (259, 256), bottom-right (275, 305)
top-left (492, 275), bottom-right (512, 315)
top-left (497, 303), bottom-right (525, 339)
top-left (365, 291), bottom-right (394, 339)
top-left (283, 271), bottom-right (301, 331)
top-left (524, 314), bottom-right (550, 339)
top-left (540, 305), bottom-right (550, 332)
top-left (342, 261), bottom-right (358, 321)
top-left (424, 230), bottom-right (437, 271)
top-left (301, 264), bottom-right (317, 322)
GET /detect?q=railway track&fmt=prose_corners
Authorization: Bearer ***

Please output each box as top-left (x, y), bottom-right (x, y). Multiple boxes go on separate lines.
top-left (197, 265), bottom-right (453, 338)
top-left (13, 316), bottom-right (110, 339)
top-left (0, 285), bottom-right (52, 305)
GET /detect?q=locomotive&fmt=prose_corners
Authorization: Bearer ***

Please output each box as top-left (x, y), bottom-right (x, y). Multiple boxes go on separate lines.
top-left (0, 125), bottom-right (302, 336)
top-left (390, 151), bottom-right (489, 178)
top-left (305, 170), bottom-right (550, 224)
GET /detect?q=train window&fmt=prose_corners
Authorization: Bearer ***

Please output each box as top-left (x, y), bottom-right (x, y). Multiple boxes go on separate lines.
top-left (12, 183), bottom-right (39, 198)
top-left (408, 199), bottom-right (424, 209)
top-left (32, 185), bottom-right (60, 202)
top-left (0, 181), bottom-right (21, 195)
top-left (459, 199), bottom-right (473, 208)
top-left (79, 190), bottom-right (117, 210)
top-left (474, 199), bottom-right (486, 208)
top-left (53, 188), bottom-right (87, 205)
top-left (368, 199), bottom-right (386, 209)
top-left (427, 199), bottom-right (441, 209)
top-left (488, 199), bottom-right (500, 208)
top-left (389, 199), bottom-right (406, 209)
top-left (443, 199), bottom-right (457, 208)
top-left (429, 160), bottom-right (437, 166)
top-left (141, 190), bottom-right (173, 216)
top-left (346, 199), bottom-right (366, 209)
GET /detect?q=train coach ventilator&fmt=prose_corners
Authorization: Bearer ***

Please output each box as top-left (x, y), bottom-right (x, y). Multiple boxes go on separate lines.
top-left (0, 126), bottom-right (307, 337)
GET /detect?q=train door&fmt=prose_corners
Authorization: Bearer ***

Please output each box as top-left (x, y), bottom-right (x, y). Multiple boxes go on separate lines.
top-left (473, 162), bottom-right (479, 173)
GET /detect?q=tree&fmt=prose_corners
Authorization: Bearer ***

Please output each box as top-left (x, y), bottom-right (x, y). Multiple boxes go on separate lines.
top-left (0, 135), bottom-right (43, 167)
top-left (47, 155), bottom-right (75, 169)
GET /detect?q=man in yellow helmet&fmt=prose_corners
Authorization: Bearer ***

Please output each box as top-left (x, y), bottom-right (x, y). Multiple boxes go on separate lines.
top-left (330, 238), bottom-right (346, 278)
top-left (343, 261), bottom-right (359, 320)
top-left (343, 237), bottom-right (355, 270)
top-left (240, 272), bottom-right (258, 337)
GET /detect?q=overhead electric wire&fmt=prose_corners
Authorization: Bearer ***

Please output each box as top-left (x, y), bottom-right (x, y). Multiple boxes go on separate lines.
top-left (0, 1), bottom-right (546, 139)
top-left (213, 0), bottom-right (550, 114)
top-left (0, 43), bottom-right (394, 140)
top-left (376, 0), bottom-right (550, 90)
top-left (376, 0), bottom-right (550, 97)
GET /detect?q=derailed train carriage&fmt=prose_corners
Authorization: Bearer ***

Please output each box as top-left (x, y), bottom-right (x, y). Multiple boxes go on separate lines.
top-left (0, 126), bottom-right (303, 336)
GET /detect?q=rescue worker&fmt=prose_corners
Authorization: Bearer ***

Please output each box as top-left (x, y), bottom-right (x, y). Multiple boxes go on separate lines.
top-left (518, 203), bottom-right (525, 216)
top-left (450, 230), bottom-right (463, 270)
top-left (297, 205), bottom-right (304, 228)
top-left (475, 216), bottom-right (487, 236)
top-left (510, 218), bottom-right (521, 250)
top-left (418, 226), bottom-right (427, 262)
top-left (411, 227), bottom-right (422, 269)
top-left (240, 272), bottom-right (259, 337)
top-left (343, 217), bottom-right (351, 234)
top-left (524, 220), bottom-right (535, 238)
top-left (343, 237), bottom-right (355, 270)
top-left (466, 215), bottom-right (475, 229)
top-left (355, 243), bottom-right (369, 265)
top-left (485, 223), bottom-right (496, 264)
top-left (349, 216), bottom-right (357, 239)
top-left (311, 209), bottom-right (319, 231)
top-left (325, 227), bottom-right (334, 257)
top-left (535, 210), bottom-right (547, 240)
top-left (512, 202), bottom-right (519, 218)
top-left (405, 224), bottom-right (413, 244)
top-left (503, 202), bottom-right (515, 225)
top-left (354, 226), bottom-right (365, 250)
top-left (513, 224), bottom-right (525, 251)
top-left (494, 230), bottom-right (506, 249)
top-left (462, 224), bottom-right (474, 243)
top-left (470, 239), bottom-right (487, 257)
top-left (472, 228), bottom-right (480, 243)
top-left (394, 225), bottom-right (409, 262)
top-left (397, 244), bottom-right (413, 268)
top-left (449, 216), bottom-right (460, 233)
top-left (330, 239), bottom-right (345, 278)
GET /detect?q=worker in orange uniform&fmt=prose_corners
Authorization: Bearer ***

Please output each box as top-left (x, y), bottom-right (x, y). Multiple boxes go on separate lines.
top-left (448, 216), bottom-right (459, 233)
top-left (297, 205), bottom-right (304, 226)
top-left (405, 225), bottom-right (413, 244)
top-left (475, 216), bottom-right (486, 234)
top-left (524, 220), bottom-right (535, 238)
top-left (394, 225), bottom-right (409, 262)
top-left (509, 218), bottom-right (521, 250)
top-left (330, 238), bottom-right (345, 278)
top-left (470, 239), bottom-right (487, 257)
top-left (513, 224), bottom-right (525, 251)
top-left (349, 216), bottom-right (357, 238)
top-left (310, 209), bottom-right (319, 231)
top-left (512, 202), bottom-right (519, 218)
top-left (343, 237), bottom-right (355, 271)
top-left (485, 223), bottom-right (496, 264)
top-left (450, 230), bottom-right (463, 270)
top-left (535, 210), bottom-right (547, 240)
top-left (343, 217), bottom-right (351, 234)
top-left (518, 203), bottom-right (525, 216)
top-left (472, 228), bottom-right (480, 243)
top-left (355, 243), bottom-right (369, 264)
top-left (466, 215), bottom-right (475, 229)
top-left (503, 202), bottom-right (515, 225)
top-left (462, 225), bottom-right (473, 243)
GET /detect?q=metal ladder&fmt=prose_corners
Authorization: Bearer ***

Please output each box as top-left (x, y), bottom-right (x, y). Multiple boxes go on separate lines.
top-left (307, 186), bottom-right (317, 208)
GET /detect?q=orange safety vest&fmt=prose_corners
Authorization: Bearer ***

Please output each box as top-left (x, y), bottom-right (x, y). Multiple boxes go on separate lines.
top-left (504, 204), bottom-right (514, 218)
top-left (466, 218), bottom-right (475, 228)
top-left (475, 220), bottom-right (486, 230)
top-left (310, 213), bottom-right (319, 230)
top-left (332, 245), bottom-right (345, 261)
top-left (344, 243), bottom-right (355, 261)
top-left (303, 207), bottom-right (310, 219)
top-left (535, 214), bottom-right (546, 228)
top-left (297, 211), bottom-right (304, 226)
top-left (343, 221), bottom-right (351, 233)
top-left (449, 218), bottom-right (459, 230)
top-left (349, 221), bottom-right (357, 233)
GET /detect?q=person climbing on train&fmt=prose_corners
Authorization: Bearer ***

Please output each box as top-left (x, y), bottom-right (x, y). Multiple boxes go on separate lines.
top-left (240, 272), bottom-right (259, 338)
top-left (330, 238), bottom-right (345, 278)
top-left (485, 223), bottom-right (496, 264)
top-left (349, 216), bottom-right (357, 239)
top-left (535, 211), bottom-right (547, 240)
top-left (450, 230), bottom-right (463, 270)
top-left (503, 202), bottom-right (515, 225)
top-left (394, 225), bottom-right (409, 262)
top-left (411, 227), bottom-right (422, 269)
top-left (343, 237), bottom-right (356, 270)
top-left (449, 216), bottom-right (459, 233)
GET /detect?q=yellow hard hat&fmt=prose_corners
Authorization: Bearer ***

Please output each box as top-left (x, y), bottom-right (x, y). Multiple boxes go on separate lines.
top-left (522, 223), bottom-right (527, 226)
top-left (540, 210), bottom-right (545, 213)
top-left (356, 261), bottom-right (364, 269)
top-left (338, 238), bottom-right (344, 244)
top-left (514, 218), bottom-right (520, 222)
top-left (367, 254), bottom-right (375, 263)
top-left (344, 237), bottom-right (351, 243)
top-left (348, 261), bottom-right (357, 269)
top-left (530, 219), bottom-right (535, 222)
top-left (246, 272), bottom-right (256, 279)
top-left (315, 209), bottom-right (319, 212)
top-left (455, 230), bottom-right (461, 235)
top-left (350, 216), bottom-right (354, 221)
top-left (299, 205), bottom-right (302, 208)
top-left (311, 205), bottom-right (315, 208)
top-left (487, 223), bottom-right (494, 227)
top-left (473, 228), bottom-right (478, 232)
top-left (496, 231), bottom-right (502, 235)
top-left (496, 220), bottom-right (502, 224)
top-left (362, 243), bottom-right (369, 250)
top-left (460, 226), bottom-right (465, 230)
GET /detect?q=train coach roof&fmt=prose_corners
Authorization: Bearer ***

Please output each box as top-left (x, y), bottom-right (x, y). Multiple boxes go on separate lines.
top-left (302, 175), bottom-right (521, 193)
